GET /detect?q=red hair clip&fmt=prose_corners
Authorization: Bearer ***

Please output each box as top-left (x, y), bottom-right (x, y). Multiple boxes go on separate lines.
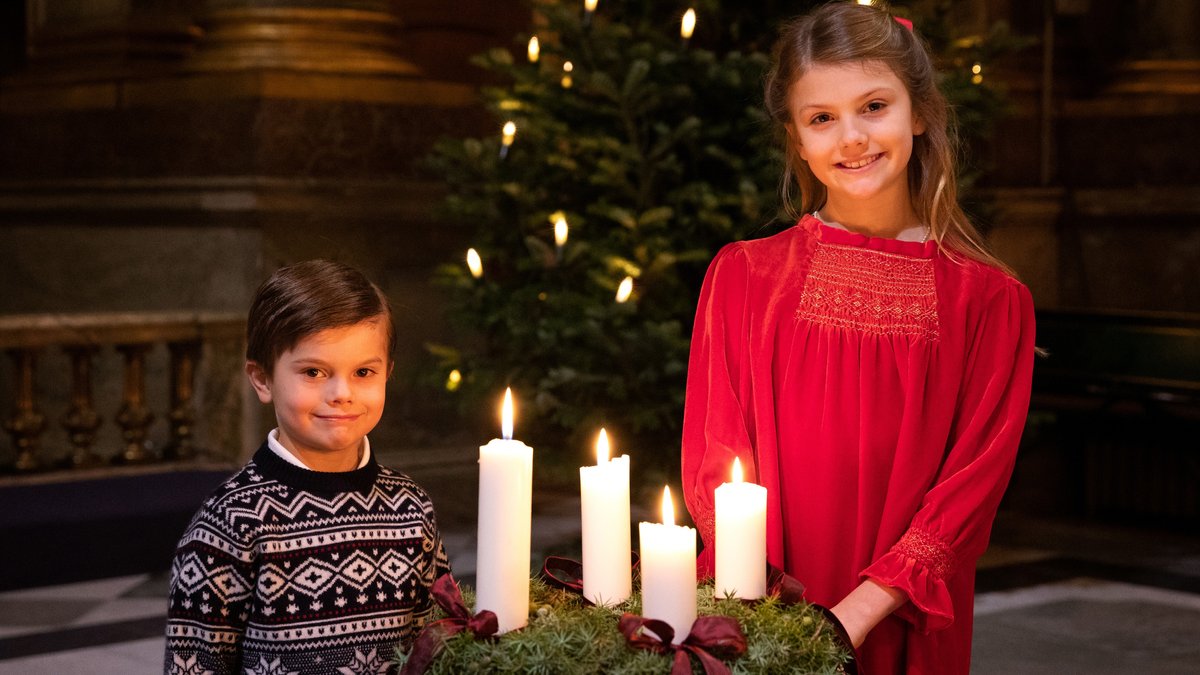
top-left (894, 16), bottom-right (914, 32)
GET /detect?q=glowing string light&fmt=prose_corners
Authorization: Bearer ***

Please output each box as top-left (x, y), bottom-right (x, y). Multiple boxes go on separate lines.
top-left (681, 8), bottom-right (696, 40)
top-left (466, 248), bottom-right (483, 278)
top-left (615, 276), bottom-right (633, 303)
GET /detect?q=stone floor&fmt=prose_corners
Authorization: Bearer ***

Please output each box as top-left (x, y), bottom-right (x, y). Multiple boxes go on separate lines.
top-left (1, 446), bottom-right (1198, 673)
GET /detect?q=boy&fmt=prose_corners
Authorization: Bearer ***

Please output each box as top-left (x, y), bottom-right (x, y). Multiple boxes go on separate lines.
top-left (165, 260), bottom-right (450, 675)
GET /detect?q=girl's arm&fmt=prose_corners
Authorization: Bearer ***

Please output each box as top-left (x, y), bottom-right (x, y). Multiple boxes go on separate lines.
top-left (858, 279), bottom-right (1036, 634)
top-left (681, 243), bottom-right (757, 577)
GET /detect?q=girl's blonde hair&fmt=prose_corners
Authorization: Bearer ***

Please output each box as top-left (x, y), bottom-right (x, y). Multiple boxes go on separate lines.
top-left (765, 1), bottom-right (1011, 274)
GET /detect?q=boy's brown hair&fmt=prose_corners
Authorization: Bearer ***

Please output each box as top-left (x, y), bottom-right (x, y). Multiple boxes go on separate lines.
top-left (245, 259), bottom-right (395, 373)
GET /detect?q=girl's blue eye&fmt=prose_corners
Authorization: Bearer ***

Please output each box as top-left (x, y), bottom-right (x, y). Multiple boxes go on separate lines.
top-left (866, 101), bottom-right (886, 113)
top-left (810, 113), bottom-right (832, 125)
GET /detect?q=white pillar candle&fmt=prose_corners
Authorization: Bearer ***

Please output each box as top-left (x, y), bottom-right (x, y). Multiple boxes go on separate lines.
top-left (579, 428), bottom-right (631, 606)
top-left (475, 388), bottom-right (533, 633)
top-left (715, 457), bottom-right (767, 599)
top-left (638, 486), bottom-right (696, 644)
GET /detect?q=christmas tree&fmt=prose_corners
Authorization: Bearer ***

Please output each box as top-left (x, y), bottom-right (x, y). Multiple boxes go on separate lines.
top-left (425, 0), bottom-right (1023, 473)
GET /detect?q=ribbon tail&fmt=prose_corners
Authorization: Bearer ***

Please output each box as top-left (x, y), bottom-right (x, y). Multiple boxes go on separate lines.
top-left (670, 649), bottom-right (694, 675)
top-left (685, 644), bottom-right (733, 675)
top-left (399, 624), bottom-right (447, 675)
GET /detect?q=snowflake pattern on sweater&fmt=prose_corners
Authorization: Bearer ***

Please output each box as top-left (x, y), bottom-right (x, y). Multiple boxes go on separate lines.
top-left (165, 444), bottom-right (451, 675)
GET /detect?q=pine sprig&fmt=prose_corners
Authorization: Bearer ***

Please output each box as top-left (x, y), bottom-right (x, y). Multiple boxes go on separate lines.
top-left (394, 577), bottom-right (850, 674)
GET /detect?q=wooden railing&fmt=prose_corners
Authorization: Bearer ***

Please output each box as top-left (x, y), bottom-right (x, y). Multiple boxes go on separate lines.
top-left (0, 312), bottom-right (246, 473)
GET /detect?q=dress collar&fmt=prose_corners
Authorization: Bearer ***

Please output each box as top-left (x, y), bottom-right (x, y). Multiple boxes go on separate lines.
top-left (802, 213), bottom-right (938, 259)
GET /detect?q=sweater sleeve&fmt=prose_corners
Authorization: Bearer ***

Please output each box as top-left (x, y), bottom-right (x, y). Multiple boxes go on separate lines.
top-left (164, 504), bottom-right (256, 675)
top-left (413, 492), bottom-right (452, 633)
top-left (681, 243), bottom-right (757, 578)
top-left (861, 280), bottom-right (1036, 633)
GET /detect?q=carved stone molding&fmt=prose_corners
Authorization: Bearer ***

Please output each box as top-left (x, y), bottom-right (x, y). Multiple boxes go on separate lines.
top-left (187, 6), bottom-right (420, 77)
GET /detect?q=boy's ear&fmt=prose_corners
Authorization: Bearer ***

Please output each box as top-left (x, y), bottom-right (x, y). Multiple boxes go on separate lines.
top-left (246, 361), bottom-right (274, 404)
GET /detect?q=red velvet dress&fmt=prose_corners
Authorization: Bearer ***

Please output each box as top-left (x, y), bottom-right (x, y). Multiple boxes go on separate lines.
top-left (682, 215), bottom-right (1035, 675)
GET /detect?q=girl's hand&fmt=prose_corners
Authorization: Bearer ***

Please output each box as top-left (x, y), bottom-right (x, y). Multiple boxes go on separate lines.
top-left (830, 579), bottom-right (907, 648)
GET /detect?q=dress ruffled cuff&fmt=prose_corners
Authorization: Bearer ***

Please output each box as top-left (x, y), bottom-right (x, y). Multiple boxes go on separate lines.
top-left (860, 527), bottom-right (957, 633)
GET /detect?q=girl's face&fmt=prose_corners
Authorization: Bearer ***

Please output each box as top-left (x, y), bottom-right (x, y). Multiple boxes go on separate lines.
top-left (246, 318), bottom-right (390, 470)
top-left (788, 60), bottom-right (924, 217)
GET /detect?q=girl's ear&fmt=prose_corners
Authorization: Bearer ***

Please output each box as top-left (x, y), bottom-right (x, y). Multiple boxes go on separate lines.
top-left (246, 361), bottom-right (273, 404)
top-left (913, 115), bottom-right (926, 136)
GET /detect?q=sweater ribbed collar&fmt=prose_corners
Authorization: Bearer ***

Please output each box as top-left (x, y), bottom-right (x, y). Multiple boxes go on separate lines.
top-left (250, 442), bottom-right (380, 497)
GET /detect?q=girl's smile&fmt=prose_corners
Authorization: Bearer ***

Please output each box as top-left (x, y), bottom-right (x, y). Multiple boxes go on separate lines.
top-left (838, 153), bottom-right (883, 170)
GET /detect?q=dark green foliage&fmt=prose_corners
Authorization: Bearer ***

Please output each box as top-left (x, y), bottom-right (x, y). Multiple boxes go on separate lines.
top-left (393, 577), bottom-right (850, 674)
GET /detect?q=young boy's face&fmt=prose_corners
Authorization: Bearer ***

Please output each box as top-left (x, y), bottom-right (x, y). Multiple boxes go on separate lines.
top-left (246, 319), bottom-right (390, 470)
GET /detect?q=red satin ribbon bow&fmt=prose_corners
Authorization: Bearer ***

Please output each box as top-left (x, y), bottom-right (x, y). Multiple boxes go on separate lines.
top-left (399, 573), bottom-right (499, 675)
top-left (618, 614), bottom-right (747, 675)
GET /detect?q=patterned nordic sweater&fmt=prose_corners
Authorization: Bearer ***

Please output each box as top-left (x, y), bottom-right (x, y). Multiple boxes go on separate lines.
top-left (164, 444), bottom-right (451, 675)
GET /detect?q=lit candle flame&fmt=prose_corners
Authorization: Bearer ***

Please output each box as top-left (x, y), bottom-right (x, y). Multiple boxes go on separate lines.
top-left (501, 387), bottom-right (514, 440)
top-left (681, 8), bottom-right (696, 40)
top-left (661, 485), bottom-right (675, 526)
top-left (732, 456), bottom-right (743, 483)
top-left (615, 276), bottom-right (633, 303)
top-left (502, 121), bottom-right (517, 147)
top-left (596, 428), bottom-right (609, 464)
top-left (585, 0), bottom-right (598, 11)
top-left (528, 36), bottom-right (540, 63)
top-left (554, 215), bottom-right (569, 247)
top-left (446, 368), bottom-right (462, 391)
top-left (466, 248), bottom-right (483, 278)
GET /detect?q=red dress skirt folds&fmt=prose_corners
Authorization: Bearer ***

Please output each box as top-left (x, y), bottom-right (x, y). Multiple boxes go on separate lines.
top-left (682, 215), bottom-right (1035, 675)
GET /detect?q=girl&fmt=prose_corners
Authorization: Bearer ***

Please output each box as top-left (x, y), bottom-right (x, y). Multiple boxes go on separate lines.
top-left (681, 3), bottom-right (1035, 674)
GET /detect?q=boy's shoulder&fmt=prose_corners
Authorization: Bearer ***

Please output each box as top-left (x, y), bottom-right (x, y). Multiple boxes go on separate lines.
top-left (204, 454), bottom-right (277, 501)
top-left (374, 464), bottom-right (437, 507)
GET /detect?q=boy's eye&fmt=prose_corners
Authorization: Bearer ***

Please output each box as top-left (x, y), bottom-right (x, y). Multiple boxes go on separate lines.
top-left (356, 368), bottom-right (375, 377)
top-left (303, 368), bottom-right (321, 378)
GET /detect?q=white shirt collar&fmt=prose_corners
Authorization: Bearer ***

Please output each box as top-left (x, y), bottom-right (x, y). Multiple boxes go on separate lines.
top-left (267, 428), bottom-right (371, 471)
top-left (813, 211), bottom-right (929, 243)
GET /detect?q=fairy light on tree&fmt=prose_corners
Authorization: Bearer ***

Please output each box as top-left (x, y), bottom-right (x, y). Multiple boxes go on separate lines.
top-left (499, 121), bottom-right (517, 159)
top-left (615, 276), bottom-right (634, 303)
top-left (466, 248), bottom-right (483, 278)
top-left (681, 9), bottom-right (696, 41)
